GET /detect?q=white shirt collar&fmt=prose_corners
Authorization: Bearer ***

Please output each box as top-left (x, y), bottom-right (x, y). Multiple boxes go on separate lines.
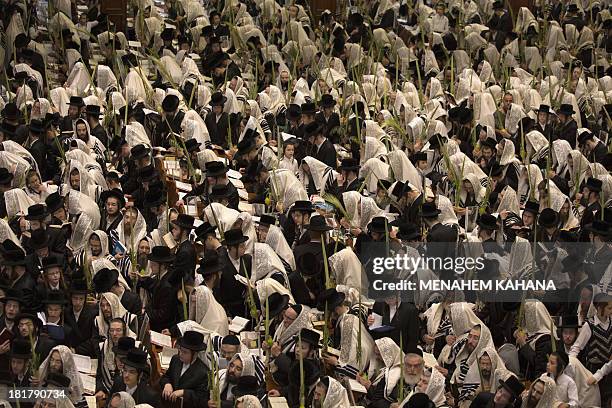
top-left (126, 384), bottom-right (137, 395)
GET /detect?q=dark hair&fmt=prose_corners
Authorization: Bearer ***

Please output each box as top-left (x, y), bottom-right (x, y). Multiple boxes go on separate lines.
top-left (109, 318), bottom-right (127, 336)
top-left (548, 352), bottom-right (566, 379)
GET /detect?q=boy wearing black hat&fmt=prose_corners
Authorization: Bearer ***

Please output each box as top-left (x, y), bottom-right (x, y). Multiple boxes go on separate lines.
top-left (338, 158), bottom-right (363, 194)
top-left (100, 188), bottom-right (125, 233)
top-left (579, 177), bottom-right (603, 229)
top-left (60, 96), bottom-right (85, 133)
top-left (219, 228), bottom-right (253, 317)
top-left (64, 280), bottom-right (96, 348)
top-left (169, 213), bottom-right (198, 281)
top-left (470, 375), bottom-right (524, 407)
top-left (315, 94), bottom-right (341, 144)
top-left (554, 104), bottom-right (578, 148)
top-left (157, 94), bottom-right (186, 147)
top-left (204, 91), bottom-right (239, 149)
top-left (110, 348), bottom-right (160, 406)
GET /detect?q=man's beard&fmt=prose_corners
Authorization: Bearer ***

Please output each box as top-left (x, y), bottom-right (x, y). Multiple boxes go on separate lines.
top-left (375, 196), bottom-right (391, 209)
top-left (313, 399), bottom-right (322, 408)
top-left (405, 374), bottom-right (420, 386)
top-left (227, 373), bottom-right (239, 384)
top-left (527, 395), bottom-right (539, 407)
top-left (137, 254), bottom-right (148, 270)
top-left (92, 249), bottom-right (102, 257)
top-left (281, 81), bottom-right (289, 91)
top-left (481, 369), bottom-right (491, 379)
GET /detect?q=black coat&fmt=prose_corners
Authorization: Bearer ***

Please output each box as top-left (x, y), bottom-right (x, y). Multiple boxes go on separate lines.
top-left (205, 111), bottom-right (235, 149)
top-left (64, 305), bottom-right (97, 348)
top-left (588, 141), bottom-right (608, 163)
top-left (172, 240), bottom-right (197, 282)
top-left (120, 291), bottom-right (142, 316)
top-left (21, 227), bottom-right (66, 256)
top-left (139, 275), bottom-right (177, 332)
top-left (313, 139), bottom-right (337, 168)
top-left (11, 272), bottom-right (38, 311)
top-left (371, 301), bottom-right (420, 352)
top-left (518, 334), bottom-right (552, 381)
top-left (30, 139), bottom-right (62, 183)
top-left (554, 119), bottom-right (578, 148)
top-left (90, 123), bottom-right (108, 146)
top-left (159, 355), bottom-right (210, 408)
top-left (315, 112), bottom-right (341, 143)
top-left (157, 110), bottom-right (186, 148)
top-left (215, 251), bottom-right (252, 318)
top-left (109, 380), bottom-right (161, 406)
top-left (339, 177), bottom-right (363, 194)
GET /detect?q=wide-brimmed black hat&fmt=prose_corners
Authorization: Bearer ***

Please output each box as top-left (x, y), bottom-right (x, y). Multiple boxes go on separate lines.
top-left (317, 288), bottom-right (346, 311)
top-left (144, 186), bottom-right (167, 208)
top-left (297, 328), bottom-right (321, 348)
top-left (223, 228), bottom-right (249, 246)
top-left (492, 0), bottom-right (504, 9)
top-left (585, 177), bottom-right (602, 193)
top-left (405, 393), bottom-right (435, 408)
top-left (14, 33), bottom-right (30, 48)
top-left (421, 201), bottom-right (441, 218)
top-left (205, 161), bottom-right (228, 177)
top-left (25, 203), bottom-right (48, 221)
top-left (210, 92), bottom-right (227, 107)
top-left (42, 255), bottom-right (62, 270)
top-left (30, 229), bottom-right (50, 250)
top-left (319, 94), bottom-right (336, 108)
top-left (161, 27), bottom-right (174, 41)
top-left (265, 292), bottom-right (290, 318)
top-left (391, 182), bottom-right (408, 199)
top-left (498, 376), bottom-right (524, 400)
top-left (184, 138), bottom-right (201, 153)
top-left (194, 222), bottom-right (217, 242)
top-left (566, 3), bottom-right (579, 12)
top-left (15, 312), bottom-right (43, 329)
top-left (44, 192), bottom-right (64, 214)
top-left (298, 252), bottom-right (323, 277)
top-left (68, 96), bottom-right (85, 107)
top-left (9, 338), bottom-right (32, 359)
top-left (112, 336), bottom-right (135, 356)
top-left (85, 105), bottom-right (101, 117)
top-left (557, 314), bottom-right (579, 329)
top-left (286, 104), bottom-right (302, 120)
top-left (306, 215), bottom-right (332, 232)
top-left (233, 375), bottom-right (259, 398)
top-left (477, 213), bottom-right (498, 230)
top-left (480, 138), bottom-right (497, 150)
top-left (29, 119), bottom-right (45, 134)
top-left (535, 104), bottom-right (551, 114)
top-left (557, 104), bottom-right (575, 116)
top-left (1, 102), bottom-right (22, 121)
top-left (41, 291), bottom-right (68, 306)
top-left (290, 200), bottom-right (314, 213)
top-left (301, 102), bottom-right (317, 115)
top-left (69, 279), bottom-right (90, 295)
top-left (2, 288), bottom-right (23, 304)
top-left (162, 95), bottom-right (180, 112)
top-left (177, 330), bottom-right (206, 351)
top-left (368, 217), bottom-right (391, 234)
top-left (172, 213), bottom-right (195, 230)
top-left (197, 250), bottom-right (224, 276)
top-left (586, 220), bottom-right (610, 237)
top-left (523, 201), bottom-right (539, 215)
top-left (2, 246), bottom-right (27, 266)
top-left (121, 348), bottom-right (148, 371)
top-left (396, 222), bottom-right (421, 241)
top-left (578, 130), bottom-right (595, 145)
top-left (236, 136), bottom-right (258, 156)
top-left (538, 208), bottom-right (558, 228)
top-left (304, 122), bottom-right (322, 138)
top-left (46, 372), bottom-right (72, 388)
top-left (412, 151), bottom-right (428, 163)
top-left (257, 214), bottom-right (277, 226)
top-left (338, 158), bottom-right (359, 171)
top-left (100, 188), bottom-right (126, 208)
top-left (131, 144), bottom-right (150, 160)
top-left (93, 268), bottom-right (119, 293)
top-left (148, 246), bottom-right (176, 263)
top-left (210, 184), bottom-right (231, 200)
top-left (137, 165), bottom-right (159, 182)
top-left (109, 136), bottom-right (127, 152)
top-left (289, 358), bottom-right (321, 386)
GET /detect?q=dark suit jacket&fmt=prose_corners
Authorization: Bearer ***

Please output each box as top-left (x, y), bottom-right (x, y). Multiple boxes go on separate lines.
top-left (120, 290), bottom-right (142, 316)
top-left (215, 251), bottom-right (252, 318)
top-left (554, 119), bottom-right (578, 148)
top-left (205, 111), bottom-right (234, 149)
top-left (589, 141), bottom-right (608, 163)
top-left (64, 305), bottom-right (97, 348)
top-left (109, 380), bottom-right (161, 406)
top-left (314, 139), bottom-right (337, 168)
top-left (26, 250), bottom-right (65, 280)
top-left (315, 112), bottom-right (341, 143)
top-left (32, 335), bottom-right (57, 362)
top-left (30, 139), bottom-right (62, 182)
top-left (157, 110), bottom-right (186, 148)
top-left (11, 272), bottom-right (38, 311)
top-left (159, 355), bottom-right (210, 408)
top-left (518, 334), bottom-right (552, 381)
top-left (372, 301), bottom-right (420, 352)
top-left (171, 240), bottom-right (197, 283)
top-left (139, 275), bottom-right (177, 332)
top-left (339, 177), bottom-right (363, 194)
top-left (90, 123), bottom-right (108, 146)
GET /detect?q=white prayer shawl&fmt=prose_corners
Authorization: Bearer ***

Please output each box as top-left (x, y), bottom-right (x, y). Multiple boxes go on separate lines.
top-left (65, 62), bottom-right (91, 96)
top-left (273, 305), bottom-right (312, 351)
top-left (496, 186), bottom-right (521, 218)
top-left (265, 224), bottom-right (296, 271)
top-left (189, 285), bottom-right (229, 336)
top-left (437, 194), bottom-right (459, 225)
top-left (125, 123), bottom-right (151, 148)
top-left (254, 277), bottom-right (295, 306)
top-left (372, 337), bottom-right (402, 401)
top-left (567, 150), bottom-right (590, 190)
top-left (360, 158), bottom-right (390, 194)
top-left (182, 113), bottom-right (211, 146)
top-left (321, 376), bottom-right (351, 408)
top-left (568, 356), bottom-right (601, 407)
top-left (31, 98), bottom-right (52, 121)
top-left (362, 136), bottom-right (388, 164)
top-left (342, 191), bottom-right (386, 230)
top-left (450, 319), bottom-right (494, 386)
top-left (67, 189), bottom-right (101, 229)
top-left (449, 152), bottom-right (487, 184)
top-left (329, 248), bottom-right (366, 290)
top-left (0, 218), bottom-right (22, 249)
top-left (38, 345), bottom-right (84, 404)
top-left (0, 150), bottom-right (33, 187)
top-left (299, 156), bottom-right (338, 197)
top-left (387, 150), bottom-right (423, 192)
top-left (336, 311), bottom-right (375, 372)
top-left (521, 376), bottom-right (559, 408)
top-left (459, 347), bottom-right (505, 403)
top-left (95, 292), bottom-right (137, 338)
top-left (4, 189), bottom-right (35, 218)
top-left (542, 181), bottom-right (579, 230)
top-left (114, 209), bottom-right (147, 253)
top-left (251, 243), bottom-right (289, 288)
top-left (521, 300), bottom-right (558, 347)
top-left (269, 169), bottom-right (308, 211)
top-left (459, 173), bottom-right (487, 206)
top-left (517, 164), bottom-right (543, 205)
top-left (551, 140), bottom-right (572, 177)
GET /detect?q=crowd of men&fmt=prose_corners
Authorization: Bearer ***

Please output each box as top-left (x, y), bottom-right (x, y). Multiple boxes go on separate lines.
top-left (0, 0), bottom-right (611, 406)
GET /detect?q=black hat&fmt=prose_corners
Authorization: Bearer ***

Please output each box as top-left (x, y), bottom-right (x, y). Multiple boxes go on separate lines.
top-left (257, 214), bottom-right (277, 226)
top-left (9, 338), bottom-right (32, 359)
top-left (121, 53), bottom-right (138, 68)
top-left (301, 102), bottom-right (317, 115)
top-left (30, 229), bottom-right (50, 251)
top-left (197, 250), bottom-right (224, 276)
top-left (121, 348), bottom-right (148, 371)
top-left (44, 192), bottom-right (64, 214)
top-left (303, 122), bottom-right (322, 138)
top-left (558, 230), bottom-right (578, 242)
top-left (0, 122), bottom-right (17, 139)
top-left (421, 201), bottom-right (441, 218)
top-left (46, 372), bottom-right (72, 388)
top-left (68, 96), bottom-right (85, 107)
top-left (210, 91), bottom-right (227, 107)
top-left (106, 171), bottom-right (121, 181)
top-left (317, 288), bottom-right (346, 310)
top-left (557, 315), bottom-right (579, 328)
top-left (137, 165), bottom-right (159, 182)
top-left (130, 144), bottom-right (150, 160)
top-left (41, 291), bottom-right (68, 306)
top-left (585, 177), bottom-right (602, 193)
top-left (2, 246), bottom-right (27, 267)
top-left (236, 136), bottom-right (258, 156)
top-left (24, 203), bottom-right (47, 221)
top-left (524, 201), bottom-right (539, 215)
top-left (428, 134), bottom-right (444, 149)
top-left (112, 336), bottom-right (136, 356)
top-left (93, 268), bottom-right (119, 293)
top-left (286, 104), bottom-right (302, 120)
top-left (297, 252), bottom-right (323, 277)
top-left (477, 213), bottom-right (498, 230)
top-left (185, 138), bottom-right (201, 153)
top-left (15, 312), bottom-right (43, 329)
top-left (535, 104), bottom-right (551, 114)
top-left (1, 103), bottom-right (22, 121)
top-left (69, 279), bottom-right (90, 295)
top-left (306, 215), bottom-right (332, 232)
top-left (29, 119), bottom-right (45, 135)
top-left (144, 186), bottom-right (167, 208)
top-left (566, 3), bottom-right (579, 12)
top-left (396, 222), bottom-right (421, 241)
top-left (297, 328), bottom-right (320, 348)
top-left (0, 167), bottom-right (13, 185)
top-left (177, 330), bottom-right (206, 351)
top-left (233, 375), bottom-right (260, 398)
top-left (266, 292), bottom-right (290, 318)
top-left (85, 105), bottom-right (101, 117)
top-left (205, 161), bottom-right (228, 177)
top-left (480, 138), bottom-right (497, 150)
top-left (14, 33), bottom-right (30, 48)
top-left (489, 162), bottom-right (504, 178)
top-left (586, 220), bottom-right (610, 237)
top-left (223, 228), bottom-right (249, 246)
top-left (368, 217), bottom-right (391, 234)
top-left (148, 246), bottom-right (176, 263)
top-left (2, 287), bottom-right (23, 304)
top-left (498, 376), bottom-right (525, 400)
top-left (290, 200), bottom-right (314, 213)
top-left (406, 393), bottom-right (435, 408)
top-left (42, 255), bottom-right (62, 270)
top-left (263, 60), bottom-right (280, 73)
top-left (161, 27), bottom-right (175, 41)
top-left (162, 95), bottom-right (180, 112)
top-left (289, 358), bottom-right (321, 386)
top-left (412, 151), bottom-right (428, 163)
top-left (319, 94), bottom-right (336, 108)
top-left (578, 130), bottom-right (595, 145)
top-left (339, 158), bottom-right (360, 171)
top-left (538, 208), bottom-right (558, 228)
top-left (172, 213), bottom-right (195, 230)
top-left (100, 188), bottom-right (126, 208)
top-left (210, 184), bottom-right (231, 200)
top-left (557, 104), bottom-right (575, 116)
top-left (492, 0), bottom-right (504, 9)
top-left (202, 25), bottom-right (214, 37)
top-left (194, 222), bottom-right (217, 241)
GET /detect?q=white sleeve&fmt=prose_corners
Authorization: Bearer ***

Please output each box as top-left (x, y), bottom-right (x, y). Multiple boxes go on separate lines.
top-left (569, 322), bottom-right (591, 357)
top-left (566, 376), bottom-right (579, 408)
top-left (593, 360), bottom-right (612, 382)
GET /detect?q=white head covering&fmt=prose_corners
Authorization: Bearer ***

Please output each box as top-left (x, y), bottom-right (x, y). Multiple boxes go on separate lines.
top-left (38, 345), bottom-right (84, 403)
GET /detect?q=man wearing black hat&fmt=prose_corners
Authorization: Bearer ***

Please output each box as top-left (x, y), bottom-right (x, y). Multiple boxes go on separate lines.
top-left (205, 91), bottom-right (238, 149)
top-left (22, 204), bottom-right (67, 256)
top-left (0, 288), bottom-right (22, 338)
top-left (160, 331), bottom-right (210, 408)
top-left (489, 1), bottom-right (513, 50)
top-left (306, 122), bottom-right (337, 168)
top-left (157, 94), bottom-right (186, 147)
top-left (64, 279), bottom-right (97, 349)
top-left (553, 104), bottom-right (578, 148)
top-left (110, 348), bottom-right (160, 406)
top-left (338, 158), bottom-right (363, 194)
top-left (34, 254), bottom-right (66, 301)
top-left (138, 246), bottom-right (178, 331)
top-left (578, 130), bottom-right (608, 163)
top-left (470, 375), bottom-right (524, 407)
top-left (169, 213), bottom-right (198, 282)
top-left (1, 102), bottom-right (29, 145)
top-left (582, 220), bottom-right (612, 283)
top-left (2, 240), bottom-right (37, 310)
top-left (9, 338), bottom-right (33, 387)
top-left (60, 96), bottom-right (85, 133)
top-left (315, 94), bottom-right (341, 144)
top-left (29, 119), bottom-right (62, 183)
top-left (159, 27), bottom-right (177, 55)
top-left (534, 104), bottom-right (553, 140)
top-left (15, 312), bottom-right (56, 363)
top-left (271, 327), bottom-right (321, 388)
top-left (293, 215), bottom-right (332, 275)
top-left (579, 177), bottom-right (603, 229)
top-left (40, 291), bottom-right (74, 346)
top-left (218, 228), bottom-right (253, 317)
top-left (99, 188), bottom-right (125, 233)
top-left (93, 268), bottom-right (142, 315)
top-left (84, 104), bottom-right (108, 145)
